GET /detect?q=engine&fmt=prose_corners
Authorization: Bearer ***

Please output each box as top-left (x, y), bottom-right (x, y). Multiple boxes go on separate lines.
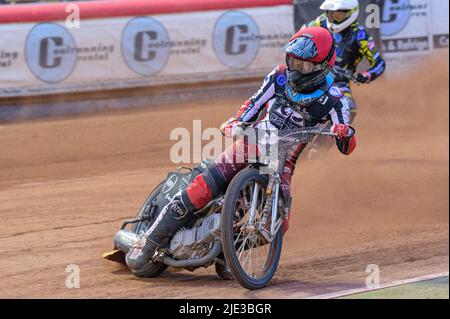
top-left (169, 213), bottom-right (221, 260)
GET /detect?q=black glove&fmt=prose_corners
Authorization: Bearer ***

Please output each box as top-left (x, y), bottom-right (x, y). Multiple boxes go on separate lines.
top-left (355, 72), bottom-right (372, 84)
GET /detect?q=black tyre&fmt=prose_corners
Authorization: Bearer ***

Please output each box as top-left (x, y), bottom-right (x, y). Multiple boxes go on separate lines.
top-left (130, 181), bottom-right (168, 278)
top-left (221, 167), bottom-right (283, 290)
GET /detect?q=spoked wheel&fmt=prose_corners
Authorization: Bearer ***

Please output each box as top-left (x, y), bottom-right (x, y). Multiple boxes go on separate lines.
top-left (221, 167), bottom-right (283, 290)
top-left (130, 181), bottom-right (168, 278)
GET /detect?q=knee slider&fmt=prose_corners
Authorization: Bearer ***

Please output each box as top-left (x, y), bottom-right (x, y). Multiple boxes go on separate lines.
top-left (201, 163), bottom-right (227, 198)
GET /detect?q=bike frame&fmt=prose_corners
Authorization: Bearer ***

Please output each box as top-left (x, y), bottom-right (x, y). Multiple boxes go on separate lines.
top-left (241, 124), bottom-right (338, 243)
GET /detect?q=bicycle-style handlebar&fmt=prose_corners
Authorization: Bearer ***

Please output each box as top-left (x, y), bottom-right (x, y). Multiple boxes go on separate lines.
top-left (332, 66), bottom-right (360, 85)
top-left (239, 120), bottom-right (338, 138)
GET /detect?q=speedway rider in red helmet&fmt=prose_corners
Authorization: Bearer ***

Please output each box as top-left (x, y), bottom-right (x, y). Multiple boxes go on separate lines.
top-left (126, 27), bottom-right (356, 275)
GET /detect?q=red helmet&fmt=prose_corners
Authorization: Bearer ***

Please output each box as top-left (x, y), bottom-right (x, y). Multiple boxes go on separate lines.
top-left (283, 27), bottom-right (336, 93)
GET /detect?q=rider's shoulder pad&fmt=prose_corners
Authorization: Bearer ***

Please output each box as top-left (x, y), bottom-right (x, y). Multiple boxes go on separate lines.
top-left (327, 85), bottom-right (344, 98)
top-left (355, 26), bottom-right (369, 41)
top-left (273, 65), bottom-right (287, 89)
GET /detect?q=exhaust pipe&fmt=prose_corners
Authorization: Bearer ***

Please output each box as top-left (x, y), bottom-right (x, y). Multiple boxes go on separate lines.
top-left (162, 241), bottom-right (222, 268)
top-left (114, 229), bottom-right (139, 253)
top-left (114, 229), bottom-right (222, 269)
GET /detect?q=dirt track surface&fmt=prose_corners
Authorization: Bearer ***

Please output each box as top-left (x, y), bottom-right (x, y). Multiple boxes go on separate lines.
top-left (0, 56), bottom-right (448, 298)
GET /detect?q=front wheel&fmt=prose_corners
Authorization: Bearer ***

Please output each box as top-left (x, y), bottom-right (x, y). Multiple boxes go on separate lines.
top-left (221, 167), bottom-right (283, 290)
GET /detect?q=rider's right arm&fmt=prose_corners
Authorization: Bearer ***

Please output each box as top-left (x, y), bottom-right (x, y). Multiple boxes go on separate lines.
top-left (234, 67), bottom-right (278, 123)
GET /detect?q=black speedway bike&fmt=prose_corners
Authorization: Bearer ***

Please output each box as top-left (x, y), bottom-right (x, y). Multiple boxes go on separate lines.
top-left (104, 123), bottom-right (337, 289)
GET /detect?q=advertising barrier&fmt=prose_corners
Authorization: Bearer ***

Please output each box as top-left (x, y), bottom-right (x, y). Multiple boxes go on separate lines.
top-left (380, 0), bottom-right (449, 70)
top-left (0, 0), bottom-right (448, 98)
top-left (0, 1), bottom-right (294, 98)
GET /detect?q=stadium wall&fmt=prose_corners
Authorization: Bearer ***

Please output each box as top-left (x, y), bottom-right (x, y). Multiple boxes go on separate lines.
top-left (0, 0), bottom-right (294, 98)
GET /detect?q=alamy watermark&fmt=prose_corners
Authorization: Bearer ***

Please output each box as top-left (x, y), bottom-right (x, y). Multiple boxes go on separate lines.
top-left (169, 120), bottom-right (281, 175)
top-left (65, 264), bottom-right (80, 289)
top-left (365, 264), bottom-right (381, 288)
top-left (62, 3), bottom-right (382, 31)
top-left (365, 4), bottom-right (381, 29)
top-left (65, 4), bottom-right (80, 29)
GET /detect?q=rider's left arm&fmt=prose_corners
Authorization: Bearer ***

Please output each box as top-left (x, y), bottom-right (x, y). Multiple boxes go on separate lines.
top-left (328, 99), bottom-right (356, 155)
top-left (356, 28), bottom-right (386, 83)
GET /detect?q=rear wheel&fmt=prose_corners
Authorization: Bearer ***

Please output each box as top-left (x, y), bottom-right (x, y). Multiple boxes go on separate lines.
top-left (221, 167), bottom-right (283, 290)
top-left (130, 181), bottom-right (168, 278)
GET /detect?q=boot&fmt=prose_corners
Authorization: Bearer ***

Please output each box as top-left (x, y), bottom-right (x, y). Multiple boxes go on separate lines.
top-left (125, 193), bottom-right (192, 272)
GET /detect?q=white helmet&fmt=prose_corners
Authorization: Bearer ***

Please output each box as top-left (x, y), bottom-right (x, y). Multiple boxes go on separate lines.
top-left (320, 0), bottom-right (359, 33)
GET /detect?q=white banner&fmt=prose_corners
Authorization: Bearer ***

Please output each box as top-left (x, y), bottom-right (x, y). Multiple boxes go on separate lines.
top-left (0, 6), bottom-right (294, 98)
top-left (381, 0), bottom-right (449, 71)
top-left (430, 0), bottom-right (449, 49)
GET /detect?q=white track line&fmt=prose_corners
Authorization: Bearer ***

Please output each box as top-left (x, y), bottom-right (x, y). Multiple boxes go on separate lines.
top-left (303, 272), bottom-right (449, 299)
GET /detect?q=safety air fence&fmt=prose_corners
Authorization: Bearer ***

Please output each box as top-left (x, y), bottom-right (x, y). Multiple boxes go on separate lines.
top-left (0, 0), bottom-right (448, 98)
